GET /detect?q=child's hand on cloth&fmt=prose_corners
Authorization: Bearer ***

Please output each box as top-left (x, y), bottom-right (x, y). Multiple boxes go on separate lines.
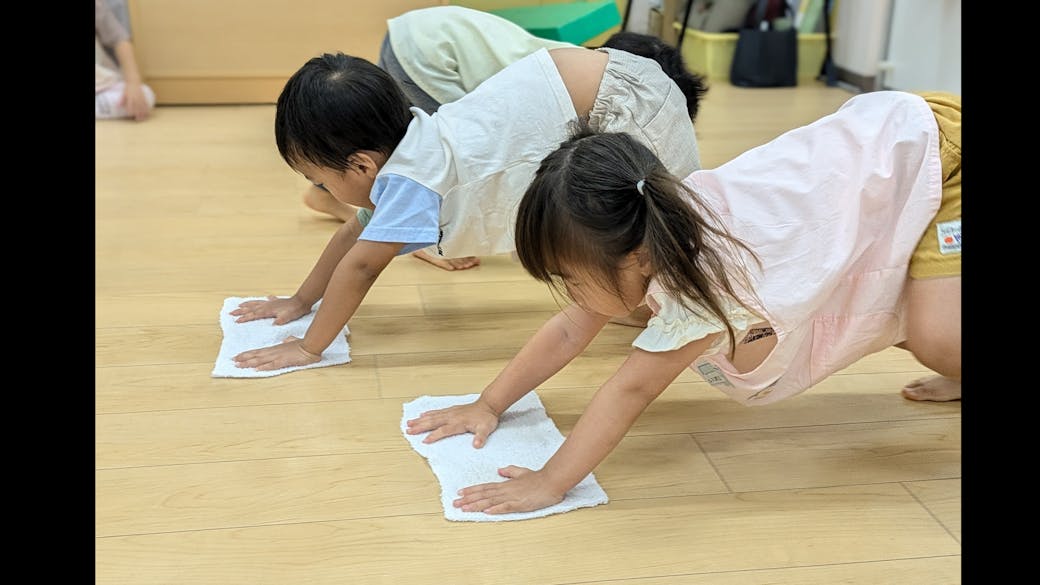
top-left (453, 466), bottom-right (565, 514)
top-left (230, 295), bottom-right (310, 325)
top-left (233, 335), bottom-right (320, 371)
top-left (405, 399), bottom-right (500, 448)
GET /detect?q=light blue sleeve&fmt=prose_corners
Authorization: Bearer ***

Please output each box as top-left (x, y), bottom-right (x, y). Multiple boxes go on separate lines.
top-left (362, 174), bottom-right (441, 255)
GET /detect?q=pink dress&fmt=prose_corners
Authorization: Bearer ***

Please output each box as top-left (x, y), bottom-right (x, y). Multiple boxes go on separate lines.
top-left (633, 91), bottom-right (943, 406)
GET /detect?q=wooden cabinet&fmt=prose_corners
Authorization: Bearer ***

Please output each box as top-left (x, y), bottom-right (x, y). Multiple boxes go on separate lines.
top-left (128, 0), bottom-right (445, 104)
top-left (128, 0), bottom-right (627, 104)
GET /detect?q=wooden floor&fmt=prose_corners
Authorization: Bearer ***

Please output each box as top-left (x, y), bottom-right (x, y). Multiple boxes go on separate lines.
top-left (95, 81), bottom-right (962, 584)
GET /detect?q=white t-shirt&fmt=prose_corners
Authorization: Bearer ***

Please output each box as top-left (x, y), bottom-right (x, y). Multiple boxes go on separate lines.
top-left (367, 47), bottom-right (700, 258)
top-left (368, 48), bottom-right (577, 257)
top-left (386, 5), bottom-right (574, 105)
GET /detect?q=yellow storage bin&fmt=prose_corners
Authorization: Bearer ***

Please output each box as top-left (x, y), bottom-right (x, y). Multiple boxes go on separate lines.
top-left (672, 25), bottom-right (828, 83)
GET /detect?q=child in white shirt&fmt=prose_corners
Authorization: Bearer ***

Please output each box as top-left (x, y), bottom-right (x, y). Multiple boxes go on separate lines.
top-left (232, 45), bottom-right (701, 372)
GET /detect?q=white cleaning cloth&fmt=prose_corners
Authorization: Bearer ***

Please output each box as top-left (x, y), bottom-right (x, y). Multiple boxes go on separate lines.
top-left (401, 392), bottom-right (609, 522)
top-left (211, 296), bottom-right (351, 378)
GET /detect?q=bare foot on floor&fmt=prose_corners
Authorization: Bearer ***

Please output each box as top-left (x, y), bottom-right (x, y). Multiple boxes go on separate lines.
top-left (302, 185), bottom-right (356, 222)
top-left (411, 249), bottom-right (481, 271)
top-left (609, 305), bottom-right (652, 328)
top-left (901, 375), bottom-right (961, 402)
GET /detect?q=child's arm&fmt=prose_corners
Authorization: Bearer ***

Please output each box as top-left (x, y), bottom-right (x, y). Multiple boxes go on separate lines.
top-left (232, 228), bottom-right (402, 371)
top-left (406, 303), bottom-right (611, 446)
top-left (453, 332), bottom-right (720, 515)
top-left (111, 40), bottom-right (150, 121)
top-left (231, 215), bottom-right (364, 325)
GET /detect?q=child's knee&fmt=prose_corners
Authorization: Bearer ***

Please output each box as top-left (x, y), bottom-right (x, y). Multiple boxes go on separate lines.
top-left (905, 324), bottom-right (961, 378)
top-left (902, 276), bottom-right (961, 376)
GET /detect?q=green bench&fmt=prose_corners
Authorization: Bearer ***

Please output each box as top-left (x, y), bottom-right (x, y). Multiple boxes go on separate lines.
top-left (489, 1), bottom-right (622, 45)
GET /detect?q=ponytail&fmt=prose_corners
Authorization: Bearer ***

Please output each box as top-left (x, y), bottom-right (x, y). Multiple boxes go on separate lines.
top-left (638, 169), bottom-right (759, 356)
top-left (517, 127), bottom-right (759, 357)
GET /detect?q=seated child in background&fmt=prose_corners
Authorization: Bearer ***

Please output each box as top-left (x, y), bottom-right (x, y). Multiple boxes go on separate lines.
top-left (302, 4), bottom-right (707, 272)
top-left (405, 90), bottom-right (962, 516)
top-left (231, 43), bottom-right (702, 371)
top-left (95, 0), bottom-right (155, 121)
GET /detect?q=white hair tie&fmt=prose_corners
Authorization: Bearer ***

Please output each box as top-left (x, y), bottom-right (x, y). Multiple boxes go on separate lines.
top-left (635, 179), bottom-right (646, 196)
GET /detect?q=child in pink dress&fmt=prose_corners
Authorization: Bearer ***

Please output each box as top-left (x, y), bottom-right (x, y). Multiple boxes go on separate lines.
top-left (406, 90), bottom-right (962, 516)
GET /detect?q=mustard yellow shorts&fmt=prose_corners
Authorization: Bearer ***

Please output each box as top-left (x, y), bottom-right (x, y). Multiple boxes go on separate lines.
top-left (909, 91), bottom-right (961, 279)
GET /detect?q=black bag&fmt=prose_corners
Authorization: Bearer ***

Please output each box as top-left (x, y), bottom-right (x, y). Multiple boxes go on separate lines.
top-left (729, 0), bottom-right (797, 87)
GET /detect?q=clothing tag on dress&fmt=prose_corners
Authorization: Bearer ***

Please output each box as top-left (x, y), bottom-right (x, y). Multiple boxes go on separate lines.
top-left (696, 362), bottom-right (733, 387)
top-left (936, 219), bottom-right (961, 255)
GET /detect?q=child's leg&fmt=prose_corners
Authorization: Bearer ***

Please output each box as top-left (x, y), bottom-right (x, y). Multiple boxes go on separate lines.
top-left (302, 184), bottom-right (357, 222)
top-left (901, 91), bottom-right (961, 402)
top-left (900, 276), bottom-right (961, 401)
top-left (377, 34), bottom-right (443, 115)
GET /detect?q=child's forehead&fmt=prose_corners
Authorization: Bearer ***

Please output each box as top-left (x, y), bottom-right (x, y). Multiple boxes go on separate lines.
top-left (293, 161), bottom-right (334, 178)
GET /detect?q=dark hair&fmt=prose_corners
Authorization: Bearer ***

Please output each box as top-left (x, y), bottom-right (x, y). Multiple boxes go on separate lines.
top-left (600, 32), bottom-right (708, 122)
top-left (274, 52), bottom-right (413, 172)
top-left (515, 125), bottom-right (758, 356)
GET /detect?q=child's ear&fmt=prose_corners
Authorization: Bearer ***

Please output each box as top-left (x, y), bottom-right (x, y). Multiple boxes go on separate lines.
top-left (347, 151), bottom-right (384, 178)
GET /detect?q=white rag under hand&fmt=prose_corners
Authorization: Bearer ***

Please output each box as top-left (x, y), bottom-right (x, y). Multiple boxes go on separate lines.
top-left (401, 392), bottom-right (608, 522)
top-left (211, 296), bottom-right (351, 378)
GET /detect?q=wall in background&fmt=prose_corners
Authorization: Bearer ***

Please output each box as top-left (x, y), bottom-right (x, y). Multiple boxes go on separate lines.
top-left (129, 0), bottom-right (444, 104)
top-left (624, 0), bottom-right (660, 34)
top-left (832, 0), bottom-right (960, 93)
top-left (131, 0), bottom-right (626, 104)
top-left (881, 0), bottom-right (960, 93)
top-left (129, 0), bottom-right (957, 104)
top-left (832, 0), bottom-right (890, 82)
